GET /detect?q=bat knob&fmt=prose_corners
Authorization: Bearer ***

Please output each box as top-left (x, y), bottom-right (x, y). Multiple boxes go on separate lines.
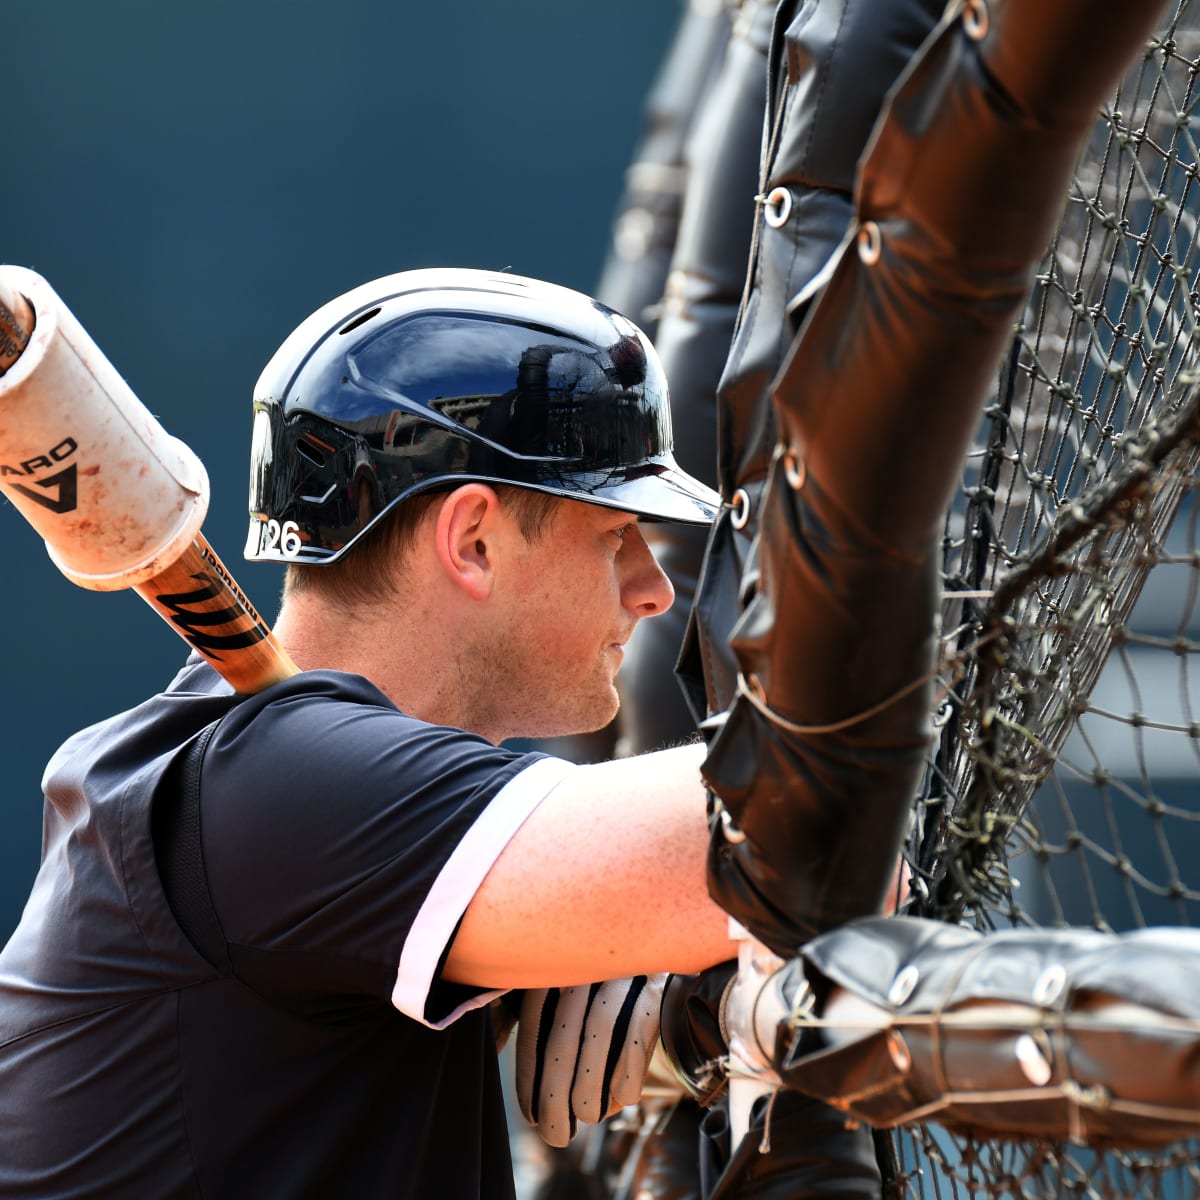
top-left (0, 276), bottom-right (34, 375)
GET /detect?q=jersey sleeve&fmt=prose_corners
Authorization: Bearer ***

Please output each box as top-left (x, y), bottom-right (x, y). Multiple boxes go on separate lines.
top-left (196, 671), bottom-right (575, 1028)
top-left (392, 754), bottom-right (573, 1025)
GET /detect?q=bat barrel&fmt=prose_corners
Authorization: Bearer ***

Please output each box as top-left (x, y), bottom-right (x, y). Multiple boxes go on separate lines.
top-left (0, 265), bottom-right (209, 590)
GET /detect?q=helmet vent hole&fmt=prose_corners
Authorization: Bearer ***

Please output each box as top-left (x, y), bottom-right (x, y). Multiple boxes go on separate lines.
top-left (296, 437), bottom-right (327, 467)
top-left (338, 307), bottom-right (381, 335)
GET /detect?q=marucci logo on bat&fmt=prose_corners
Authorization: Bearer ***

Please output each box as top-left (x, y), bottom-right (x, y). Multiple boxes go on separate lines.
top-left (154, 573), bottom-right (270, 662)
top-left (0, 438), bottom-right (79, 514)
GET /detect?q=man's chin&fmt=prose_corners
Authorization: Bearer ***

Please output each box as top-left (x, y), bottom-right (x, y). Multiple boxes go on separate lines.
top-left (541, 692), bottom-right (620, 741)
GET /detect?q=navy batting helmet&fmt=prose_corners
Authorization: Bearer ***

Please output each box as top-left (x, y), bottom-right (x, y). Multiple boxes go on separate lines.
top-left (245, 268), bottom-right (720, 565)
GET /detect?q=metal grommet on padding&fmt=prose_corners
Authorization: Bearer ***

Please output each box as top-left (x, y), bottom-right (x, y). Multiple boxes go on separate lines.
top-left (762, 186), bottom-right (791, 229)
top-left (1015, 1032), bottom-right (1053, 1087)
top-left (858, 221), bottom-right (882, 265)
top-left (888, 964), bottom-right (919, 1006)
top-left (730, 487), bottom-right (751, 529)
top-left (712, 794), bottom-right (748, 845)
top-left (613, 207), bottom-right (654, 262)
top-left (719, 806), bottom-right (747, 845)
top-left (1033, 964), bottom-right (1067, 1007)
top-left (887, 1030), bottom-right (912, 1073)
top-left (781, 449), bottom-right (805, 491)
top-left (963, 0), bottom-right (988, 40)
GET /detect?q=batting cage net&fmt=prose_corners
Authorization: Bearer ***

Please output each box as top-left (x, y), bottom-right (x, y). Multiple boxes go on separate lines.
top-left (895, 2), bottom-right (1200, 1194)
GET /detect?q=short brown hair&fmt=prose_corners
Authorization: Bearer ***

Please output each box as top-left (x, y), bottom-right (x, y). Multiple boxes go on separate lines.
top-left (283, 485), bottom-right (561, 610)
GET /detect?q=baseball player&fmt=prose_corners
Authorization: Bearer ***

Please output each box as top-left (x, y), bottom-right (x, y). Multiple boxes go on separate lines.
top-left (0, 268), bottom-right (738, 1198)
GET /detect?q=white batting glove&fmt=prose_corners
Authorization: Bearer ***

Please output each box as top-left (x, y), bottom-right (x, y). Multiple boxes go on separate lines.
top-left (515, 974), bottom-right (667, 1148)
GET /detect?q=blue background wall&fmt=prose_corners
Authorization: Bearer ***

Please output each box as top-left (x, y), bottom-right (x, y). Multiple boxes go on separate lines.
top-left (1, 0), bottom-right (681, 938)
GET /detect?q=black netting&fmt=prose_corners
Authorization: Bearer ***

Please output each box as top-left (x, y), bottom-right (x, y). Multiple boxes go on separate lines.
top-left (896, 4), bottom-right (1200, 1194)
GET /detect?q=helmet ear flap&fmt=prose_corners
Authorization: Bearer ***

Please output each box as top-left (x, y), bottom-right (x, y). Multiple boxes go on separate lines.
top-left (246, 402), bottom-right (373, 565)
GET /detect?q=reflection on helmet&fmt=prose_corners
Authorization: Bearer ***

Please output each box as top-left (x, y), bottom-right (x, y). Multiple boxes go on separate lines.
top-left (245, 268), bottom-right (720, 565)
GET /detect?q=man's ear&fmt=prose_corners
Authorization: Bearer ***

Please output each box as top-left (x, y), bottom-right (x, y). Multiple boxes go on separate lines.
top-left (432, 484), bottom-right (502, 601)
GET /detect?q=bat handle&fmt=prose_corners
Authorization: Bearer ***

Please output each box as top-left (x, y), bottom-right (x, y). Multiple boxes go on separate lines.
top-left (134, 532), bottom-right (300, 694)
top-left (0, 275), bottom-right (34, 373)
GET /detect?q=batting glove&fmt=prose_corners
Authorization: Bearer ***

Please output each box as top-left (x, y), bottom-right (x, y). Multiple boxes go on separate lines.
top-left (515, 973), bottom-right (667, 1147)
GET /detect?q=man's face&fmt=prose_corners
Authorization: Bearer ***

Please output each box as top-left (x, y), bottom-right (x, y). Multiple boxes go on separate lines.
top-left (486, 498), bottom-right (675, 740)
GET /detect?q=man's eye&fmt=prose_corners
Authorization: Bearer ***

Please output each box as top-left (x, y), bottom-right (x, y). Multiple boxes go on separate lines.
top-left (611, 524), bottom-right (633, 541)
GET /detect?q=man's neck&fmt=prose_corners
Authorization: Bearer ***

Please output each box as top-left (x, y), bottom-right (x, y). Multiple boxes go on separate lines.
top-left (271, 591), bottom-right (506, 744)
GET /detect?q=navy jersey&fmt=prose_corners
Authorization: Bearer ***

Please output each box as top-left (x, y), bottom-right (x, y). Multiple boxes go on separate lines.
top-left (0, 656), bottom-right (572, 1198)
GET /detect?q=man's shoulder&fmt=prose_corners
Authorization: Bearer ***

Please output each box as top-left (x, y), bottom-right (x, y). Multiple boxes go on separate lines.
top-left (234, 666), bottom-right (398, 713)
top-left (210, 667), bottom-right (527, 771)
top-left (211, 668), bottom-right (446, 765)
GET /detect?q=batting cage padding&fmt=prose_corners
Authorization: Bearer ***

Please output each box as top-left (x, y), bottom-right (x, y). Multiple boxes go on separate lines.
top-left (678, 0), bottom-right (947, 730)
top-left (609, 0), bottom-right (772, 760)
top-left (592, 0), bottom-right (733, 346)
top-left (737, 916), bottom-right (1200, 1145)
top-left (702, 0), bottom-right (1173, 960)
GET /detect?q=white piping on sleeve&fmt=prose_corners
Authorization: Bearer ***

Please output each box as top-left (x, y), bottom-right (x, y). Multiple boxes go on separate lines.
top-left (391, 755), bottom-right (576, 1028)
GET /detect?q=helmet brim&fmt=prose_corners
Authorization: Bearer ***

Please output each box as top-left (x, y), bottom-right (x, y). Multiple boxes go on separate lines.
top-left (545, 460), bottom-right (722, 525)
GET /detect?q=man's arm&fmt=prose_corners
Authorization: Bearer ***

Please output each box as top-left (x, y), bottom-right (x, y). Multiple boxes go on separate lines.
top-left (444, 742), bottom-right (735, 989)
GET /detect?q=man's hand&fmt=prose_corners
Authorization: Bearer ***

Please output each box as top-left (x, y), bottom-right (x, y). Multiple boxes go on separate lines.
top-left (515, 974), bottom-right (666, 1147)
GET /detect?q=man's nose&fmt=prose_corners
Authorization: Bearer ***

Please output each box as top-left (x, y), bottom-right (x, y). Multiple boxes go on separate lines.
top-left (620, 526), bottom-right (675, 617)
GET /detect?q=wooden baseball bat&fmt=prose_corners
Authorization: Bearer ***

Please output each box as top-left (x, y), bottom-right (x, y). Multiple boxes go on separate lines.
top-left (0, 268), bottom-right (298, 694)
